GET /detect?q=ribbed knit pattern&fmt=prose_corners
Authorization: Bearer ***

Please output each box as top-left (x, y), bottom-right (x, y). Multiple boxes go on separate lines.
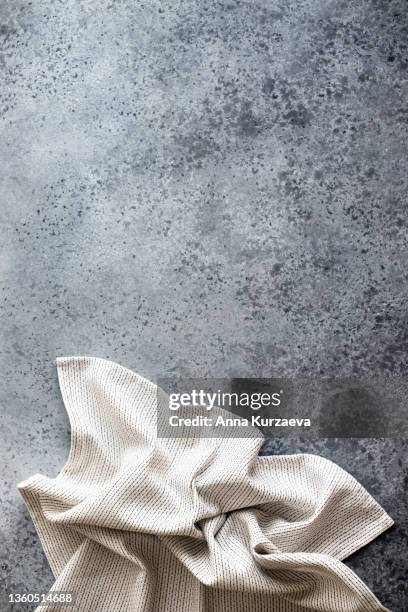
top-left (18, 356), bottom-right (393, 611)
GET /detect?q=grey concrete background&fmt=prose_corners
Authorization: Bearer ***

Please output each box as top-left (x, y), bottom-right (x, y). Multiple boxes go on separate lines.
top-left (1, 0), bottom-right (407, 610)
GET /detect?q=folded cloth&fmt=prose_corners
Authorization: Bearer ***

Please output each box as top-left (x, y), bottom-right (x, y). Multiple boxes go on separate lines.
top-left (18, 356), bottom-right (393, 611)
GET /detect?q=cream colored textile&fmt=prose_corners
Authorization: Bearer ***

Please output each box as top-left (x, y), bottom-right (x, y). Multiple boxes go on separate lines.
top-left (18, 356), bottom-right (393, 611)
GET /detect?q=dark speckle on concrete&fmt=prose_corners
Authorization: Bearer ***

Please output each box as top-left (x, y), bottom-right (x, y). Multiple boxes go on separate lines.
top-left (1, 0), bottom-right (407, 610)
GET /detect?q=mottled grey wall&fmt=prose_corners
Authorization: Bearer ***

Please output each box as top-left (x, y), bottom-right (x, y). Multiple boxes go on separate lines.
top-left (1, 0), bottom-right (407, 610)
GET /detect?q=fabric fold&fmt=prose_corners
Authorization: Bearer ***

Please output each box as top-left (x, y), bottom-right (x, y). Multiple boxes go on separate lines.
top-left (18, 356), bottom-right (393, 611)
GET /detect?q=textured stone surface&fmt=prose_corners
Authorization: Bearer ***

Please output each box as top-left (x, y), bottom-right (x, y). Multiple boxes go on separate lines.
top-left (0, 0), bottom-right (407, 610)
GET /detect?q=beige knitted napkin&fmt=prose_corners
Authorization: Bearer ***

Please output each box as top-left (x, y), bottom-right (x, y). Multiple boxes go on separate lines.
top-left (18, 356), bottom-right (393, 611)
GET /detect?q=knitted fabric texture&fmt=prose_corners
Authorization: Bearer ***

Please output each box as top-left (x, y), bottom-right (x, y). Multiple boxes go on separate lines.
top-left (18, 356), bottom-right (393, 611)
